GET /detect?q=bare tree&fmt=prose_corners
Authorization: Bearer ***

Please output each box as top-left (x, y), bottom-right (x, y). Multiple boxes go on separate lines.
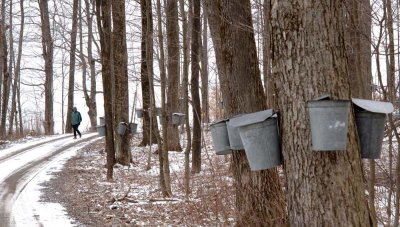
top-left (271, 0), bottom-right (374, 225)
top-left (191, 0), bottom-right (201, 173)
top-left (156, 0), bottom-right (172, 197)
top-left (140, 0), bottom-right (159, 147)
top-left (112, 0), bottom-right (131, 165)
top-left (82, 0), bottom-right (98, 130)
top-left (38, 0), bottom-right (54, 135)
top-left (205, 0), bottom-right (286, 225)
top-left (166, 0), bottom-right (181, 151)
top-left (200, 2), bottom-right (209, 124)
top-left (95, 0), bottom-right (115, 180)
top-left (65, 0), bottom-right (79, 134)
top-left (0, 0), bottom-right (9, 139)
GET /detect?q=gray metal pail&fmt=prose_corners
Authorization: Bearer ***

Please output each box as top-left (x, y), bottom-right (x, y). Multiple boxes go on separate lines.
top-left (355, 111), bottom-right (386, 159)
top-left (129, 123), bottom-right (138, 134)
top-left (227, 120), bottom-right (244, 150)
top-left (136, 109), bottom-right (143, 118)
top-left (99, 117), bottom-right (105, 125)
top-left (118, 122), bottom-right (127, 135)
top-left (210, 120), bottom-right (231, 155)
top-left (96, 125), bottom-right (106, 136)
top-left (307, 100), bottom-right (350, 151)
top-left (172, 113), bottom-right (185, 125)
top-left (238, 117), bottom-right (281, 171)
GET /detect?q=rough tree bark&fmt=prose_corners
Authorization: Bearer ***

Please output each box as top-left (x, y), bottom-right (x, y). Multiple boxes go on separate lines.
top-left (95, 0), bottom-right (115, 180)
top-left (140, 0), bottom-right (159, 147)
top-left (205, 0), bottom-right (287, 225)
top-left (38, 0), bottom-right (54, 135)
top-left (191, 0), bottom-right (202, 173)
top-left (0, 0), bottom-right (9, 139)
top-left (166, 0), bottom-right (182, 151)
top-left (271, 1), bottom-right (374, 225)
top-left (112, 0), bottom-right (131, 165)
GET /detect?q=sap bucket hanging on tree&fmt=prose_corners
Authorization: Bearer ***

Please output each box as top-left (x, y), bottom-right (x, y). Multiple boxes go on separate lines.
top-left (118, 122), bottom-right (128, 135)
top-left (210, 119), bottom-right (231, 155)
top-left (136, 108), bottom-right (144, 118)
top-left (230, 109), bottom-right (282, 171)
top-left (226, 114), bottom-right (245, 150)
top-left (129, 122), bottom-right (138, 134)
top-left (172, 113), bottom-right (185, 125)
top-left (96, 125), bottom-right (106, 136)
top-left (307, 95), bottom-right (351, 151)
top-left (352, 98), bottom-right (393, 159)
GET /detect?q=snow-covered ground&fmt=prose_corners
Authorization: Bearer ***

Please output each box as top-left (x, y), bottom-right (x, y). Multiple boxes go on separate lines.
top-left (0, 133), bottom-right (101, 226)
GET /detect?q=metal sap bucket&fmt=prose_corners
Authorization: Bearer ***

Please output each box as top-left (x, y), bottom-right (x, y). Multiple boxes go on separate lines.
top-left (129, 122), bottom-right (138, 134)
top-left (210, 119), bottom-right (231, 155)
top-left (230, 109), bottom-right (281, 171)
top-left (172, 113), bottom-right (185, 125)
top-left (352, 98), bottom-right (393, 159)
top-left (307, 100), bottom-right (350, 151)
top-left (96, 125), bottom-right (106, 136)
top-left (136, 108), bottom-right (144, 118)
top-left (226, 114), bottom-right (244, 150)
top-left (118, 122), bottom-right (128, 135)
top-left (99, 117), bottom-right (105, 125)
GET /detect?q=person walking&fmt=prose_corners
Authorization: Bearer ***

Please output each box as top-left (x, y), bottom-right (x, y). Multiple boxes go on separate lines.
top-left (71, 107), bottom-right (82, 139)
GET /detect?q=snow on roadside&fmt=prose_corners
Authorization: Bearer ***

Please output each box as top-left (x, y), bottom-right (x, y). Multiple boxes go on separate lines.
top-left (11, 136), bottom-right (103, 227)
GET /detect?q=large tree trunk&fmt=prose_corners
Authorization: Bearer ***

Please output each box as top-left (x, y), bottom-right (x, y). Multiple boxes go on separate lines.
top-left (191, 0), bottom-right (201, 173)
top-left (112, 0), bottom-right (131, 165)
top-left (166, 0), bottom-right (182, 151)
top-left (65, 0), bottom-right (79, 134)
top-left (271, 1), bottom-right (374, 225)
top-left (0, 0), bottom-right (9, 139)
top-left (38, 0), bottom-right (54, 135)
top-left (7, 0), bottom-right (15, 136)
top-left (140, 0), bottom-right (159, 147)
top-left (95, 0), bottom-right (115, 180)
top-left (205, 0), bottom-right (286, 225)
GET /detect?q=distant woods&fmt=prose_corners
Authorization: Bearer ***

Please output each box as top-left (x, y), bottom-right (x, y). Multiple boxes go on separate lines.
top-left (1, 0), bottom-right (400, 225)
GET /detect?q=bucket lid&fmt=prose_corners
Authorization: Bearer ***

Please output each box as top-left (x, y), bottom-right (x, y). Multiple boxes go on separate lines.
top-left (210, 118), bottom-right (228, 126)
top-left (352, 98), bottom-right (394, 114)
top-left (228, 109), bottom-right (275, 128)
top-left (172, 112), bottom-right (185, 116)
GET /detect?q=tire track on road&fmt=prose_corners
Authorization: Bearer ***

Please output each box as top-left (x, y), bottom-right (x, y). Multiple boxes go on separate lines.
top-left (0, 134), bottom-right (99, 227)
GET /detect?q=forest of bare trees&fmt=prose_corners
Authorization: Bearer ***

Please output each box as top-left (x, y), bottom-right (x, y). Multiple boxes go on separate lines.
top-left (1, 0), bottom-right (400, 225)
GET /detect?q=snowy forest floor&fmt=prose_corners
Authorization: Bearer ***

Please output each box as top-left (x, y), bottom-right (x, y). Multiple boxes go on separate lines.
top-left (39, 130), bottom-right (236, 226)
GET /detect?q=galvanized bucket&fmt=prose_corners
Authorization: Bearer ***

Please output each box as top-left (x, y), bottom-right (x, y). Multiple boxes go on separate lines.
top-left (96, 125), bottom-right (106, 136)
top-left (136, 108), bottom-right (143, 118)
top-left (238, 116), bottom-right (281, 171)
top-left (307, 100), bottom-right (350, 151)
top-left (352, 98), bottom-right (393, 159)
top-left (355, 111), bottom-right (386, 159)
top-left (227, 115), bottom-right (244, 150)
top-left (210, 120), bottom-right (231, 155)
top-left (117, 122), bottom-right (127, 135)
top-left (172, 113), bottom-right (185, 125)
top-left (129, 122), bottom-right (138, 134)
top-left (99, 117), bottom-right (105, 125)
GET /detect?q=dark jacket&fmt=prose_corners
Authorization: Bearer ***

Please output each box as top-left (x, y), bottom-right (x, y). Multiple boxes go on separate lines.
top-left (71, 107), bottom-right (82, 126)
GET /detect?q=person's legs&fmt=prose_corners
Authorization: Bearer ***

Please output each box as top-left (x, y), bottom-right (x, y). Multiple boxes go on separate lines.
top-left (72, 125), bottom-right (77, 138)
top-left (77, 126), bottom-right (82, 138)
